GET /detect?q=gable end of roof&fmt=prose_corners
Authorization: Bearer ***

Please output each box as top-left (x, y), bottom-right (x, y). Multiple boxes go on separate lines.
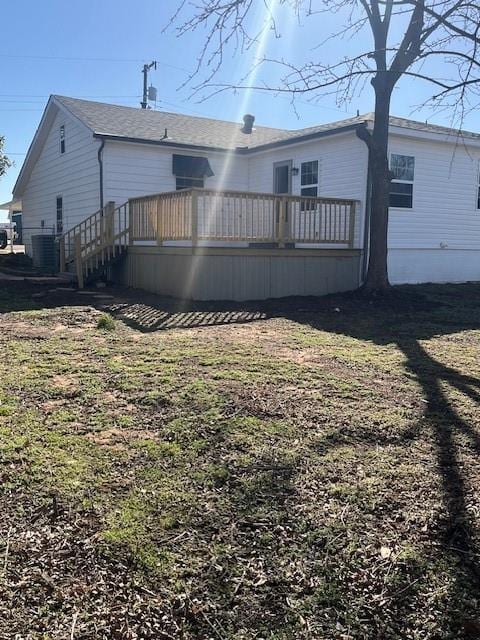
top-left (13, 96), bottom-right (95, 197)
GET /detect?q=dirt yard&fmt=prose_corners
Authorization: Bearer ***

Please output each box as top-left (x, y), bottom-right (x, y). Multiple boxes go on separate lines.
top-left (1, 281), bottom-right (480, 639)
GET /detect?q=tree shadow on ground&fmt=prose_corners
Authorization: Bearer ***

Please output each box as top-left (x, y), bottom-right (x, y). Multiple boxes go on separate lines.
top-left (397, 339), bottom-right (480, 637)
top-left (288, 286), bottom-right (480, 637)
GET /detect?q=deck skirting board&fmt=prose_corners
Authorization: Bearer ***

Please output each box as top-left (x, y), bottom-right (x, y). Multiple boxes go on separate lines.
top-left (114, 246), bottom-right (362, 301)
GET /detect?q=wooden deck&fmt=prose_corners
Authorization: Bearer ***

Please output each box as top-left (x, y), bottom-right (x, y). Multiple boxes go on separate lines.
top-left (59, 188), bottom-right (360, 292)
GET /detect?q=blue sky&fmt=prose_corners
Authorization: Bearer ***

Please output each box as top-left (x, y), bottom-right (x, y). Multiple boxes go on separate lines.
top-left (1, 0), bottom-right (478, 220)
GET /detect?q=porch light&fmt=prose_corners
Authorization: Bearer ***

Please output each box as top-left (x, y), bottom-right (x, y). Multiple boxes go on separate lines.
top-left (292, 167), bottom-right (299, 176)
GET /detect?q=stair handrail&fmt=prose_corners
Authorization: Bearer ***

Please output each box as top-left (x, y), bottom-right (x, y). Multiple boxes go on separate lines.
top-left (59, 200), bottom-right (130, 288)
top-left (59, 203), bottom-right (110, 271)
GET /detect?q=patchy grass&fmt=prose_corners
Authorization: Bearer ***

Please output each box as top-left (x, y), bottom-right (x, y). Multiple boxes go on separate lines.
top-left (2, 282), bottom-right (480, 638)
top-left (96, 312), bottom-right (116, 331)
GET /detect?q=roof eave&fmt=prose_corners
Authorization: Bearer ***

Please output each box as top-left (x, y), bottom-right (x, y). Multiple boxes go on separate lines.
top-left (0, 198), bottom-right (22, 210)
top-left (389, 123), bottom-right (480, 147)
top-left (93, 122), bottom-right (367, 155)
top-left (93, 133), bottom-right (241, 154)
top-left (248, 122), bottom-right (368, 153)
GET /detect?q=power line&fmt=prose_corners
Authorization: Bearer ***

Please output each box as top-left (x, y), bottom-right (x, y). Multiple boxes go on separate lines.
top-left (0, 100), bottom-right (138, 105)
top-left (0, 94), bottom-right (141, 99)
top-left (0, 52), bottom-right (190, 73)
top-left (0, 99), bottom-right (142, 107)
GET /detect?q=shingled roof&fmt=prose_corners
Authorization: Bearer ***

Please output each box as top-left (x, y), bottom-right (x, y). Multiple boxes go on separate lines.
top-left (55, 95), bottom-right (480, 152)
top-left (54, 95), bottom-right (294, 150)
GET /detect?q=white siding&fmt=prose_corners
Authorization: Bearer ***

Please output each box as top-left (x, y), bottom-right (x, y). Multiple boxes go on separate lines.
top-left (388, 135), bottom-right (480, 249)
top-left (103, 141), bottom-right (249, 205)
top-left (387, 134), bottom-right (480, 283)
top-left (21, 109), bottom-right (100, 254)
top-left (246, 132), bottom-right (368, 248)
top-left (389, 248), bottom-right (480, 284)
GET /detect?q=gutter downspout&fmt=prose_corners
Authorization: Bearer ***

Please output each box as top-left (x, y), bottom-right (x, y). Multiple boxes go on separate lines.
top-left (97, 139), bottom-right (105, 209)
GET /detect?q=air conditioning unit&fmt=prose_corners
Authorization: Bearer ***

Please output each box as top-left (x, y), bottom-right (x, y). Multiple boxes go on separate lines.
top-left (31, 235), bottom-right (57, 273)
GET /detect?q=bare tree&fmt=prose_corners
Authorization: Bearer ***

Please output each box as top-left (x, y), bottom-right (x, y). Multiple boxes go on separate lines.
top-left (0, 137), bottom-right (12, 180)
top-left (170, 0), bottom-right (480, 293)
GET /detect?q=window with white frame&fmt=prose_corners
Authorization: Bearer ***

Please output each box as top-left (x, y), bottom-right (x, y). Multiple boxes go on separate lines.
top-left (389, 154), bottom-right (414, 208)
top-left (60, 125), bottom-right (65, 154)
top-left (300, 160), bottom-right (319, 198)
top-left (300, 160), bottom-right (319, 211)
top-left (172, 154), bottom-right (213, 190)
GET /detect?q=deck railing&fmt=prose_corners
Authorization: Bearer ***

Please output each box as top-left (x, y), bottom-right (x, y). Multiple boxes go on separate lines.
top-left (129, 188), bottom-right (357, 247)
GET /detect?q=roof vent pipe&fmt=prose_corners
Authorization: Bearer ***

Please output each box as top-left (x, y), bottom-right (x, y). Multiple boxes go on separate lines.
top-left (242, 114), bottom-right (255, 134)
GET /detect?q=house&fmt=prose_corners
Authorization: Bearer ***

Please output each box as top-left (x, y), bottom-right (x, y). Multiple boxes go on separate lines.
top-left (12, 95), bottom-right (480, 300)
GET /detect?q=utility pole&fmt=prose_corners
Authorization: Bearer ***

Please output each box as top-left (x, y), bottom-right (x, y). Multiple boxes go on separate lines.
top-left (140, 61), bottom-right (157, 109)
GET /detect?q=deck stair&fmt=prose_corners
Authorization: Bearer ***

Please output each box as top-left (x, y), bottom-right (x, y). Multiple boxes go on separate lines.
top-left (59, 201), bottom-right (129, 287)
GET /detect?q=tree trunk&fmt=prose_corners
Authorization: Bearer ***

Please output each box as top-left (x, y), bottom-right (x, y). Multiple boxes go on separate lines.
top-left (363, 84), bottom-right (392, 293)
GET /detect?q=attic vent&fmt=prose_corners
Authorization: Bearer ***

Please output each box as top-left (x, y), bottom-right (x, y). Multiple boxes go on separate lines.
top-left (242, 114), bottom-right (255, 134)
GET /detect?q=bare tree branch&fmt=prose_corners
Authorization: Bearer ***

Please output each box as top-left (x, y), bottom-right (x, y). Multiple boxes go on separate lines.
top-left (168, 0), bottom-right (480, 292)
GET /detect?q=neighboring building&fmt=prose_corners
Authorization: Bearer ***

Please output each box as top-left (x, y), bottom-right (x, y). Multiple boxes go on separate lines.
top-left (10, 95), bottom-right (480, 299)
top-left (11, 211), bottom-right (22, 244)
top-left (0, 199), bottom-right (22, 245)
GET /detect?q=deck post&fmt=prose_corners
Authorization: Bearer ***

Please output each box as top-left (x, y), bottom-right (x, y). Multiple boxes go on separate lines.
top-left (59, 235), bottom-right (66, 272)
top-left (104, 201), bottom-right (115, 258)
top-left (278, 197), bottom-right (287, 248)
top-left (348, 201), bottom-right (357, 248)
top-left (105, 201), bottom-right (115, 242)
top-left (191, 189), bottom-right (199, 248)
top-left (155, 196), bottom-right (164, 247)
top-left (74, 234), bottom-right (84, 289)
top-left (128, 201), bottom-right (133, 245)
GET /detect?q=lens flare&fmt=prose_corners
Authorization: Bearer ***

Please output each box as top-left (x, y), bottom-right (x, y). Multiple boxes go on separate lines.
top-left (182, 0), bottom-right (285, 300)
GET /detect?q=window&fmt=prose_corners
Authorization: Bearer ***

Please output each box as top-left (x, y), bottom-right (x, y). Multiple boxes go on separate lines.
top-left (60, 125), bottom-right (65, 154)
top-left (301, 160), bottom-right (318, 197)
top-left (300, 186), bottom-right (318, 198)
top-left (172, 154), bottom-right (213, 190)
top-left (389, 154), bottom-right (414, 208)
top-left (56, 197), bottom-right (63, 234)
top-left (176, 176), bottom-right (204, 190)
top-left (300, 160), bottom-right (319, 210)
